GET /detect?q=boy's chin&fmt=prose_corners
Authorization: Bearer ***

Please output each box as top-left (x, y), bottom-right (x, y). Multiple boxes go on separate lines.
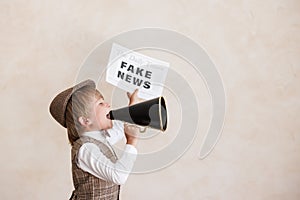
top-left (108, 120), bottom-right (113, 129)
top-left (103, 120), bottom-right (113, 130)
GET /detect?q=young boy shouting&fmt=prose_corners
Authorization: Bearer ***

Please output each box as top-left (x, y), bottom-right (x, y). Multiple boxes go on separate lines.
top-left (49, 79), bottom-right (141, 200)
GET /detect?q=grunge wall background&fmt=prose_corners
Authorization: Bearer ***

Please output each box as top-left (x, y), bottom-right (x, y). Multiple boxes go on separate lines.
top-left (1, 0), bottom-right (299, 199)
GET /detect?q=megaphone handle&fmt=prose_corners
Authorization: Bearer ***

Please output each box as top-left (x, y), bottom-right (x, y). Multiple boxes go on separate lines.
top-left (124, 123), bottom-right (147, 133)
top-left (138, 126), bottom-right (147, 133)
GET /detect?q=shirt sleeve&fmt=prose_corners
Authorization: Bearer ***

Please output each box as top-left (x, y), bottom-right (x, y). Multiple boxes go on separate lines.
top-left (106, 120), bottom-right (125, 145)
top-left (77, 142), bottom-right (137, 185)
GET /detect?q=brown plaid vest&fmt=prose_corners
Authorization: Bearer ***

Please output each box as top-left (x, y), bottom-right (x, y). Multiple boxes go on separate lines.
top-left (70, 136), bottom-right (120, 200)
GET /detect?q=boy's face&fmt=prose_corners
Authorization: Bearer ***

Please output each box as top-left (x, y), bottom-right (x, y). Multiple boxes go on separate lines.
top-left (88, 95), bottom-right (113, 131)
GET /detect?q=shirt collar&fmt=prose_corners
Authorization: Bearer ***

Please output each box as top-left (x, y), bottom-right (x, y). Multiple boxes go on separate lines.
top-left (81, 130), bottom-right (110, 142)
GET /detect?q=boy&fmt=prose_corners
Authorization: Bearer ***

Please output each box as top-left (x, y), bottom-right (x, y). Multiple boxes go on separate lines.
top-left (49, 79), bottom-right (141, 200)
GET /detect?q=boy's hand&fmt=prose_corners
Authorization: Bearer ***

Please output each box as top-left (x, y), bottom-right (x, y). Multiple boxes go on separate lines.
top-left (125, 89), bottom-right (146, 147)
top-left (124, 123), bottom-right (139, 147)
top-left (127, 89), bottom-right (144, 106)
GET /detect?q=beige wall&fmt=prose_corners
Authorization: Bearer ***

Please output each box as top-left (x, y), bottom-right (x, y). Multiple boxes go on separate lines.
top-left (1, 0), bottom-right (300, 199)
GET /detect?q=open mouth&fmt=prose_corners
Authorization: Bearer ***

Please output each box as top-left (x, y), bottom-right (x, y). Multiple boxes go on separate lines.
top-left (106, 112), bottom-right (111, 119)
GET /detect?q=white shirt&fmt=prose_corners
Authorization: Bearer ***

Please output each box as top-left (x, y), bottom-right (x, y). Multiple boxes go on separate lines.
top-left (76, 121), bottom-right (137, 185)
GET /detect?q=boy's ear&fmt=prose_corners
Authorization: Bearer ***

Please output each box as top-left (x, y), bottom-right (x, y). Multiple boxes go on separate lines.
top-left (78, 116), bottom-right (91, 127)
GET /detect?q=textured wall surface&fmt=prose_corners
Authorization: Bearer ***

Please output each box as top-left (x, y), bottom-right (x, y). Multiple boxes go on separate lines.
top-left (0, 0), bottom-right (299, 199)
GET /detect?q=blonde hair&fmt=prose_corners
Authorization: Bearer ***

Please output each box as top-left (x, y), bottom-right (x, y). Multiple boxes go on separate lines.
top-left (65, 86), bottom-right (103, 145)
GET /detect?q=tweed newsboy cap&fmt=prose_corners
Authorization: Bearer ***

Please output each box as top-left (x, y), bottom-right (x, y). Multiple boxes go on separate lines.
top-left (49, 79), bottom-right (96, 128)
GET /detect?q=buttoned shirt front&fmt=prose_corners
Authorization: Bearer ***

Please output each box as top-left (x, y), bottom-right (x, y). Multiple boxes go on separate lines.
top-left (76, 121), bottom-right (137, 185)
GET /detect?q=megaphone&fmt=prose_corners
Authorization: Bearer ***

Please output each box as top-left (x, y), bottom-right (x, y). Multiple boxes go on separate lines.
top-left (108, 96), bottom-right (167, 131)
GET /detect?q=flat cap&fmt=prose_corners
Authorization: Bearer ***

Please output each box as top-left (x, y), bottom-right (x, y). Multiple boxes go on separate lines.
top-left (49, 79), bottom-right (96, 128)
